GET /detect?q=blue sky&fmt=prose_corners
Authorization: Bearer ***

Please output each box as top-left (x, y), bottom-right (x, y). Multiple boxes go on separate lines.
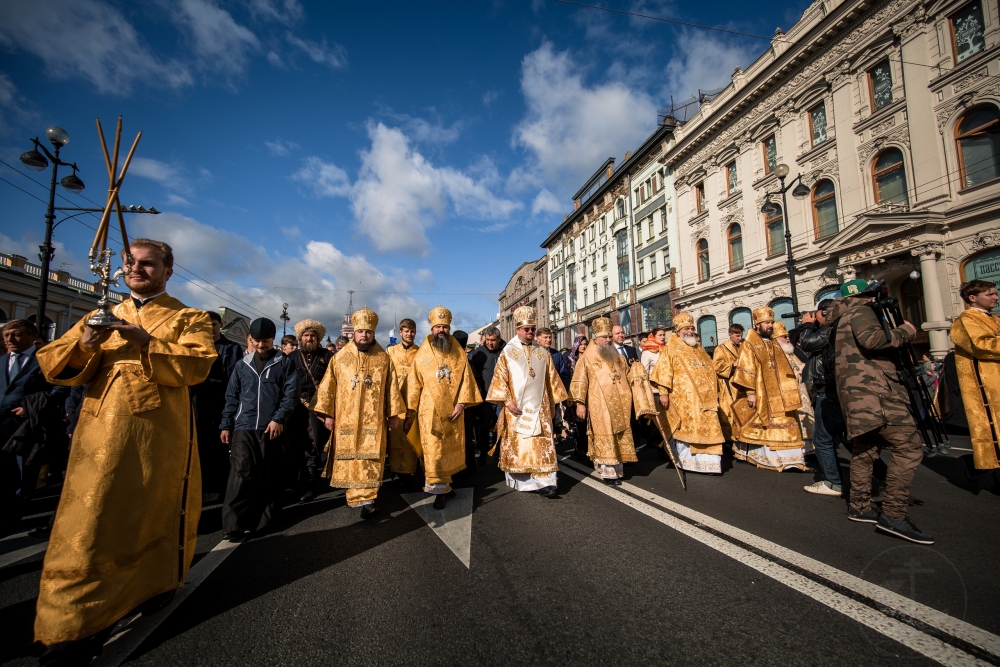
top-left (0, 0), bottom-right (809, 339)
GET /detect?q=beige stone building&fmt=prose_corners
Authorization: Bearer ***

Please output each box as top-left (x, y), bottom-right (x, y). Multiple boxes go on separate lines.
top-left (666, 0), bottom-right (1000, 358)
top-left (498, 256), bottom-right (548, 342)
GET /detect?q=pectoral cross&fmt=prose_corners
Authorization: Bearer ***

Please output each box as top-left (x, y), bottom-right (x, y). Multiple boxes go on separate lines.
top-left (351, 374), bottom-right (359, 390)
top-left (436, 365), bottom-right (451, 381)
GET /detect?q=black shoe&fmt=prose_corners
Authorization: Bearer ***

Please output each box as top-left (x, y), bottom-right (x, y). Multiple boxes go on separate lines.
top-left (614, 479), bottom-right (623, 486)
top-left (538, 486), bottom-right (559, 499)
top-left (603, 478), bottom-right (617, 487)
top-left (848, 506), bottom-right (879, 524)
top-left (39, 625), bottom-right (116, 666)
top-left (222, 531), bottom-right (244, 541)
top-left (299, 489), bottom-right (315, 503)
top-left (433, 494), bottom-right (447, 510)
top-left (360, 505), bottom-right (379, 521)
top-left (875, 515), bottom-right (935, 545)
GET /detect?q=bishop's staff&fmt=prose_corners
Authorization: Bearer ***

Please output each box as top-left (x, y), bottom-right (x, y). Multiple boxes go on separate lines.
top-left (86, 117), bottom-right (142, 327)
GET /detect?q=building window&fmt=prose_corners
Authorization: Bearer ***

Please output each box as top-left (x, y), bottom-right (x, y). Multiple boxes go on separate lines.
top-left (618, 263), bottom-right (631, 291)
top-left (730, 308), bottom-right (753, 333)
top-left (603, 277), bottom-right (609, 298)
top-left (697, 239), bottom-right (710, 281)
top-left (616, 198), bottom-right (625, 219)
top-left (636, 222), bottom-right (643, 245)
top-left (588, 225), bottom-right (595, 242)
top-left (698, 316), bottom-right (718, 353)
top-left (663, 247), bottom-right (670, 271)
top-left (600, 215), bottom-right (607, 234)
top-left (583, 288), bottom-right (589, 306)
top-left (602, 247), bottom-right (607, 267)
top-left (593, 283), bottom-right (597, 301)
top-left (568, 264), bottom-right (577, 311)
top-left (809, 104), bottom-right (828, 146)
top-left (650, 254), bottom-right (657, 277)
top-left (869, 60), bottom-right (893, 112)
top-left (872, 149), bottom-right (908, 204)
top-left (956, 105), bottom-right (1000, 188)
top-left (762, 136), bottom-right (778, 173)
top-left (812, 179), bottom-right (839, 239)
top-left (648, 219), bottom-right (654, 239)
top-left (727, 224), bottom-right (744, 270)
top-left (660, 209), bottom-right (668, 232)
top-left (695, 182), bottom-right (706, 213)
top-left (765, 204), bottom-right (785, 256)
top-left (951, 1), bottom-right (986, 64)
top-left (615, 229), bottom-right (628, 259)
top-left (726, 161), bottom-right (738, 195)
top-left (771, 298), bottom-right (794, 325)
top-left (900, 277), bottom-right (927, 327)
top-left (641, 294), bottom-right (673, 331)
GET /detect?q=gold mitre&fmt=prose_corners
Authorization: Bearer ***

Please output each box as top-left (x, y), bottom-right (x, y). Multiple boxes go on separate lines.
top-left (672, 312), bottom-right (695, 330)
top-left (428, 304), bottom-right (452, 327)
top-left (752, 305), bottom-right (775, 324)
top-left (294, 318), bottom-right (326, 340)
top-left (514, 305), bottom-right (536, 328)
top-left (351, 306), bottom-right (378, 332)
top-left (592, 316), bottom-right (613, 337)
top-left (772, 321), bottom-right (790, 337)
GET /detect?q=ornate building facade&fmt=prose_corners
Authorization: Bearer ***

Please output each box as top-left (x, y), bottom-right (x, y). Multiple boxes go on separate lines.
top-left (666, 0), bottom-right (1000, 358)
top-left (498, 255), bottom-right (548, 343)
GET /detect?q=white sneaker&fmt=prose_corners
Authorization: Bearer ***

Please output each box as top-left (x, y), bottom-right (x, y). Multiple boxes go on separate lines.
top-left (804, 480), bottom-right (842, 496)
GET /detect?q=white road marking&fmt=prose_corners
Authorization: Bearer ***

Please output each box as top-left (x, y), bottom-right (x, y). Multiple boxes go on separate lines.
top-left (559, 460), bottom-right (991, 667)
top-left (401, 488), bottom-right (474, 568)
top-left (94, 538), bottom-right (242, 667)
top-left (0, 538), bottom-right (48, 568)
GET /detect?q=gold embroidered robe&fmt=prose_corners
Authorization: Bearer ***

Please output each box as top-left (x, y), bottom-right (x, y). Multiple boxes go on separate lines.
top-left (314, 341), bottom-right (406, 498)
top-left (650, 335), bottom-right (724, 454)
top-left (386, 342), bottom-right (421, 474)
top-left (33, 295), bottom-right (216, 644)
top-left (712, 341), bottom-right (740, 441)
top-left (785, 350), bottom-right (815, 443)
top-left (485, 341), bottom-right (568, 474)
top-left (730, 329), bottom-right (803, 448)
top-left (406, 335), bottom-right (482, 482)
top-left (950, 308), bottom-right (1000, 469)
top-left (569, 345), bottom-right (638, 466)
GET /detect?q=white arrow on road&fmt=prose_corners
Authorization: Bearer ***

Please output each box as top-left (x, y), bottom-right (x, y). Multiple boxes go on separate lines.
top-left (400, 488), bottom-right (474, 568)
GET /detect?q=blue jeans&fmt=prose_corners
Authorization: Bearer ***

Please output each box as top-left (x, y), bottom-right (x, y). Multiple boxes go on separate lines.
top-left (812, 391), bottom-right (845, 486)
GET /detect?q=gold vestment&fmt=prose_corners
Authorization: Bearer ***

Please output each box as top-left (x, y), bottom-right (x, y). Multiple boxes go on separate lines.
top-left (385, 342), bottom-right (422, 474)
top-left (650, 335), bottom-right (724, 454)
top-left (486, 342), bottom-right (568, 474)
top-left (730, 329), bottom-right (803, 448)
top-left (34, 295), bottom-right (216, 644)
top-left (712, 341), bottom-right (740, 441)
top-left (314, 341), bottom-right (406, 506)
top-left (785, 350), bottom-right (815, 444)
top-left (569, 345), bottom-right (638, 466)
top-left (406, 335), bottom-right (482, 485)
top-left (950, 308), bottom-right (1000, 469)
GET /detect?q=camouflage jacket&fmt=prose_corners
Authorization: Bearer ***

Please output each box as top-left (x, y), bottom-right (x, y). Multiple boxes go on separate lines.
top-left (827, 296), bottom-right (916, 439)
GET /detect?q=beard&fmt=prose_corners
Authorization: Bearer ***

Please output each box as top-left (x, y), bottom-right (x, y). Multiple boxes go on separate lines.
top-left (596, 342), bottom-right (619, 364)
top-left (301, 339), bottom-right (319, 353)
top-left (756, 326), bottom-right (772, 339)
top-left (778, 340), bottom-right (794, 355)
top-left (356, 340), bottom-right (373, 353)
top-left (680, 334), bottom-right (698, 347)
top-left (124, 272), bottom-right (166, 296)
top-left (432, 333), bottom-right (450, 351)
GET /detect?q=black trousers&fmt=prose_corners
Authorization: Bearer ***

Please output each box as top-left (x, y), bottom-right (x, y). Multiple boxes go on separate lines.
top-left (288, 403), bottom-right (330, 483)
top-left (222, 430), bottom-right (284, 533)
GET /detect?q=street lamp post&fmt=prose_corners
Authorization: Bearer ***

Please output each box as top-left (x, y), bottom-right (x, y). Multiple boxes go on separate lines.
top-left (20, 127), bottom-right (86, 339)
top-left (760, 163), bottom-right (811, 326)
top-left (280, 303), bottom-right (290, 335)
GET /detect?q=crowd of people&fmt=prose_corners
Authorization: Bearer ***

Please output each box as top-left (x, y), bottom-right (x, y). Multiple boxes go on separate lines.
top-left (0, 235), bottom-right (998, 665)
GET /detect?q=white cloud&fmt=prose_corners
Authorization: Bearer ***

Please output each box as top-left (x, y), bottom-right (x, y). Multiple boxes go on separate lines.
top-left (513, 42), bottom-right (658, 192)
top-left (663, 31), bottom-right (755, 101)
top-left (172, 0), bottom-right (260, 81)
top-left (0, 72), bottom-right (35, 134)
top-left (265, 138), bottom-right (300, 156)
top-left (482, 90), bottom-right (502, 107)
top-left (165, 194), bottom-right (192, 207)
top-left (531, 188), bottom-right (563, 216)
top-left (292, 157), bottom-right (351, 197)
top-left (0, 0), bottom-right (191, 94)
top-left (286, 32), bottom-right (347, 69)
top-left (130, 157), bottom-right (192, 195)
top-left (250, 0), bottom-right (304, 25)
top-left (266, 51), bottom-right (285, 68)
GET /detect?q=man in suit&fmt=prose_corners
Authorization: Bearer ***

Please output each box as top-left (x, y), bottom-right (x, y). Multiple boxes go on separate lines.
top-left (612, 325), bottom-right (639, 363)
top-left (1, 319), bottom-right (50, 532)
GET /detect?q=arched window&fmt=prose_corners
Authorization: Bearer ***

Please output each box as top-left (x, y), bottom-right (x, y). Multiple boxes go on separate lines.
top-left (727, 224), bottom-right (744, 270)
top-left (815, 286), bottom-right (841, 307)
top-left (900, 277), bottom-right (926, 328)
top-left (770, 298), bottom-right (794, 326)
top-left (765, 204), bottom-right (785, 256)
top-left (872, 149), bottom-right (908, 205)
top-left (811, 180), bottom-right (839, 239)
top-left (698, 316), bottom-right (718, 353)
top-left (730, 308), bottom-right (753, 333)
top-left (956, 105), bottom-right (1000, 188)
top-left (696, 239), bottom-right (710, 281)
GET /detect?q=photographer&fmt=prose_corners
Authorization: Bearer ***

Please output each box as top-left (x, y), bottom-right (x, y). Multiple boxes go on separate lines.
top-left (826, 279), bottom-right (933, 545)
top-left (797, 299), bottom-right (845, 497)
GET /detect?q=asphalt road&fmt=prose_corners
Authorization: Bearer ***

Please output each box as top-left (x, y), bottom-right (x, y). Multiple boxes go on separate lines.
top-left (2, 436), bottom-right (999, 666)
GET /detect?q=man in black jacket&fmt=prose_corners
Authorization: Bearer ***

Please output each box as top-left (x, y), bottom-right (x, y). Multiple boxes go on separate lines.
top-left (797, 299), bottom-right (846, 497)
top-left (220, 318), bottom-right (298, 540)
top-left (468, 325), bottom-right (504, 463)
top-left (288, 319), bottom-right (332, 497)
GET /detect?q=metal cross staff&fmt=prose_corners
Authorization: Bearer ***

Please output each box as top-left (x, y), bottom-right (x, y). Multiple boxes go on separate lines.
top-left (86, 117), bottom-right (142, 327)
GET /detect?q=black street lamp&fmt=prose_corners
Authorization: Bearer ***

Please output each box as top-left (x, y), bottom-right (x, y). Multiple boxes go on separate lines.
top-left (21, 127), bottom-right (83, 339)
top-left (760, 163), bottom-right (811, 326)
top-left (280, 303), bottom-right (290, 335)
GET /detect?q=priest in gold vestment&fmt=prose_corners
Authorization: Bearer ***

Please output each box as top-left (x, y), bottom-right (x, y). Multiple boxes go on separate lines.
top-left (712, 323), bottom-right (743, 443)
top-left (949, 280), bottom-right (1000, 470)
top-left (650, 313), bottom-right (725, 474)
top-left (730, 306), bottom-right (807, 471)
top-left (774, 321), bottom-right (815, 455)
top-left (33, 240), bottom-right (216, 658)
top-left (314, 307), bottom-right (406, 519)
top-left (486, 306), bottom-right (568, 497)
top-left (406, 306), bottom-right (482, 508)
top-left (570, 317), bottom-right (638, 484)
top-left (386, 318), bottom-right (422, 480)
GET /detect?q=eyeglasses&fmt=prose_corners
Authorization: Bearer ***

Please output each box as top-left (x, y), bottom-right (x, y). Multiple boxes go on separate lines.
top-left (521, 327), bottom-right (536, 332)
